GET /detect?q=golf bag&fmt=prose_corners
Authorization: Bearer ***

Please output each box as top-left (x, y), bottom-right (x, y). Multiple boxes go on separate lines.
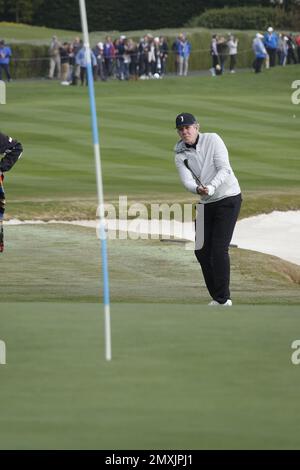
top-left (0, 174), bottom-right (5, 253)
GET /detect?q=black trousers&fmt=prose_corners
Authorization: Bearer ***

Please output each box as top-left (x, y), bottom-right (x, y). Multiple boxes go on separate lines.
top-left (253, 57), bottom-right (264, 73)
top-left (266, 48), bottom-right (276, 67)
top-left (195, 194), bottom-right (242, 304)
top-left (0, 64), bottom-right (11, 81)
top-left (229, 54), bottom-right (236, 71)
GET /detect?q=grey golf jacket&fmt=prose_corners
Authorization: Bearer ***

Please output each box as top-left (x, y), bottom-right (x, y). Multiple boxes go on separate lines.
top-left (174, 132), bottom-right (241, 203)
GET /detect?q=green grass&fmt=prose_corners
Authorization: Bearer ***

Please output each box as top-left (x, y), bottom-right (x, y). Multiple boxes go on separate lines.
top-left (1, 224), bottom-right (299, 304)
top-left (2, 21), bottom-right (298, 46)
top-left (1, 302), bottom-right (300, 449)
top-left (1, 58), bottom-right (300, 450)
top-left (0, 21), bottom-right (80, 45)
top-left (3, 66), bottom-right (300, 220)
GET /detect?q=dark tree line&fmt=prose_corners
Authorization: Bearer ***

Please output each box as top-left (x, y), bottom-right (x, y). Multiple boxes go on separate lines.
top-left (0, 0), bottom-right (293, 31)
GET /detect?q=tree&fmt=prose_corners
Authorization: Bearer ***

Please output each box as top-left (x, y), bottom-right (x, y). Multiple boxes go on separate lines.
top-left (2, 0), bottom-right (42, 23)
top-left (270, 0), bottom-right (300, 10)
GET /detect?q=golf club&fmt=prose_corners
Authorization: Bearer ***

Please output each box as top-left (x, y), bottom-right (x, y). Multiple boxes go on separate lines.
top-left (183, 159), bottom-right (204, 188)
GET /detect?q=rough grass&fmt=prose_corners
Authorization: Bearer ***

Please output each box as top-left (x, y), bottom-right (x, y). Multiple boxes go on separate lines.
top-left (1, 224), bottom-right (299, 304)
top-left (6, 189), bottom-right (300, 221)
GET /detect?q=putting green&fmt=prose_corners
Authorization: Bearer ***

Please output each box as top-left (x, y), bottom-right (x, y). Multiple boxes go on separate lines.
top-left (1, 302), bottom-right (300, 449)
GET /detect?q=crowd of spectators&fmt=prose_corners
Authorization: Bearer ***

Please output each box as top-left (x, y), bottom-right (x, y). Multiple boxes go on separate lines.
top-left (251, 26), bottom-right (299, 73)
top-left (48, 34), bottom-right (169, 85)
top-left (210, 33), bottom-right (239, 76)
top-left (210, 27), bottom-right (300, 76)
top-left (1, 28), bottom-right (300, 84)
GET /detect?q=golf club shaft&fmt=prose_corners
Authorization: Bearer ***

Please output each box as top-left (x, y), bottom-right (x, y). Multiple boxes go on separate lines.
top-left (184, 159), bottom-right (204, 187)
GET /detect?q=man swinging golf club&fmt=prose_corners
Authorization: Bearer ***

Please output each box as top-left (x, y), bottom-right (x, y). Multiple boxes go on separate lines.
top-left (0, 131), bottom-right (23, 252)
top-left (174, 113), bottom-right (241, 306)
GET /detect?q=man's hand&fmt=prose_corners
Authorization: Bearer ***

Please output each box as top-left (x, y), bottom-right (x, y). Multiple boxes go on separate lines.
top-left (196, 186), bottom-right (208, 195)
top-left (196, 185), bottom-right (215, 196)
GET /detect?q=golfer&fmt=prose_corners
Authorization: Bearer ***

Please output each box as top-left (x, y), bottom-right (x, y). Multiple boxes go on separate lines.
top-left (174, 113), bottom-right (241, 306)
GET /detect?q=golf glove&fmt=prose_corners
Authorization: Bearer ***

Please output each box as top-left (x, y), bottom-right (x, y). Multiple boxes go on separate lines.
top-left (206, 185), bottom-right (215, 196)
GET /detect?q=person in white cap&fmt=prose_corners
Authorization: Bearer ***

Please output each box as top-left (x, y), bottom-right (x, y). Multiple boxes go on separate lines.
top-left (93, 42), bottom-right (106, 81)
top-left (264, 26), bottom-right (278, 67)
top-left (252, 33), bottom-right (267, 73)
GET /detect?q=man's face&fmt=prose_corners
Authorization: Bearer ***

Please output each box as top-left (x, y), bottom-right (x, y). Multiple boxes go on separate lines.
top-left (177, 124), bottom-right (199, 145)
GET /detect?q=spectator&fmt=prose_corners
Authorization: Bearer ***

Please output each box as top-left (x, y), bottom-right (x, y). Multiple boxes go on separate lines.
top-left (103, 36), bottom-right (115, 78)
top-left (210, 34), bottom-right (220, 77)
top-left (48, 35), bottom-right (61, 79)
top-left (286, 34), bottom-right (297, 65)
top-left (148, 36), bottom-right (157, 76)
top-left (178, 33), bottom-right (191, 76)
top-left (93, 42), bottom-right (106, 81)
top-left (123, 38), bottom-right (131, 80)
top-left (227, 34), bottom-right (238, 73)
top-left (172, 34), bottom-right (182, 75)
top-left (295, 33), bottom-right (300, 63)
top-left (264, 27), bottom-right (278, 67)
top-left (60, 42), bottom-right (70, 85)
top-left (277, 34), bottom-right (288, 66)
top-left (0, 40), bottom-right (12, 82)
top-left (159, 36), bottom-right (168, 76)
top-left (127, 39), bottom-right (138, 79)
top-left (138, 35), bottom-right (150, 78)
top-left (76, 46), bottom-right (97, 86)
top-left (70, 37), bottom-right (81, 85)
top-left (115, 36), bottom-right (126, 80)
top-left (253, 33), bottom-right (267, 73)
top-left (217, 36), bottom-right (228, 73)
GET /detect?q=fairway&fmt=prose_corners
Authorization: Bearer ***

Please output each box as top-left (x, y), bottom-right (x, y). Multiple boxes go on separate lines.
top-left (1, 302), bottom-right (300, 450)
top-left (3, 66), bottom-right (300, 220)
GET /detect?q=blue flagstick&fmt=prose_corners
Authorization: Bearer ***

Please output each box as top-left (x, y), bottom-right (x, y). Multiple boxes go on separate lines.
top-left (79, 0), bottom-right (112, 361)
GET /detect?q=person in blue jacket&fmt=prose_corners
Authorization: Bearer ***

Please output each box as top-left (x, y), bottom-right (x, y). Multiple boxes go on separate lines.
top-left (76, 46), bottom-right (97, 85)
top-left (252, 33), bottom-right (267, 73)
top-left (0, 40), bottom-right (12, 82)
top-left (264, 26), bottom-right (278, 67)
top-left (178, 34), bottom-right (191, 76)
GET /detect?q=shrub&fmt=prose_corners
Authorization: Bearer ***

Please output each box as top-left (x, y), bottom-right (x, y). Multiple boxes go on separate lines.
top-left (186, 6), bottom-right (293, 30)
top-left (9, 44), bottom-right (49, 79)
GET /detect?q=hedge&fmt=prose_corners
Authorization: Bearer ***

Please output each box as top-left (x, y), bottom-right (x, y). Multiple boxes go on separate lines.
top-left (186, 6), bottom-right (296, 30)
top-left (9, 44), bottom-right (49, 79)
